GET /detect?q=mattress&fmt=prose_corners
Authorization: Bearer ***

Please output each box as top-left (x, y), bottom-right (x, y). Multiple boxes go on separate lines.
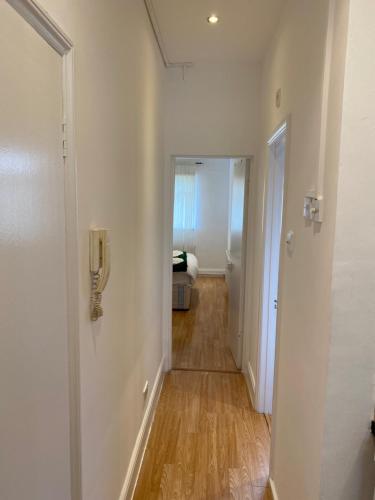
top-left (173, 253), bottom-right (199, 285)
top-left (172, 253), bottom-right (199, 310)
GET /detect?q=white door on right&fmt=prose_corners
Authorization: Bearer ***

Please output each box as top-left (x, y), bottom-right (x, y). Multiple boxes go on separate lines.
top-left (227, 159), bottom-right (248, 368)
top-left (263, 136), bottom-right (285, 414)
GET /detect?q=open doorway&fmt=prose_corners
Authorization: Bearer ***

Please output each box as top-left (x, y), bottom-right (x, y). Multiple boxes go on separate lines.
top-left (258, 123), bottom-right (287, 424)
top-left (170, 156), bottom-right (250, 373)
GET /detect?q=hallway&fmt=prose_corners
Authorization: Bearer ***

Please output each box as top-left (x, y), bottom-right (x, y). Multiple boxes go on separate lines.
top-left (134, 370), bottom-right (271, 499)
top-left (172, 277), bottom-right (238, 372)
top-left (134, 276), bottom-right (271, 500)
top-left (2, 1), bottom-right (375, 499)
top-left (132, 278), bottom-right (273, 498)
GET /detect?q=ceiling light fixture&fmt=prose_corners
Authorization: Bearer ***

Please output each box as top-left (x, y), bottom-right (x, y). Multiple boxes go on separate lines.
top-left (207, 14), bottom-right (219, 24)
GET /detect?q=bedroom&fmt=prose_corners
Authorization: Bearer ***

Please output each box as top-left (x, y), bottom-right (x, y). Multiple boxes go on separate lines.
top-left (171, 156), bottom-right (249, 373)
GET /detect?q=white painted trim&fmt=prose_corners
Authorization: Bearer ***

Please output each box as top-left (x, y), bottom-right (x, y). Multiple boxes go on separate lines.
top-left (240, 159), bottom-right (259, 376)
top-left (264, 117), bottom-right (292, 478)
top-left (248, 362), bottom-right (257, 395)
top-left (256, 120), bottom-right (288, 415)
top-left (5, 3), bottom-right (81, 499)
top-left (173, 153), bottom-right (253, 160)
top-left (267, 122), bottom-right (287, 146)
top-left (163, 155), bottom-right (254, 372)
top-left (63, 49), bottom-right (82, 500)
top-left (237, 159), bottom-right (251, 369)
top-left (243, 363), bottom-right (255, 409)
top-left (269, 478), bottom-right (279, 500)
top-left (162, 156), bottom-right (175, 371)
top-left (243, 362), bottom-right (256, 408)
top-left (198, 268), bottom-right (226, 276)
top-left (7, 0), bottom-right (72, 54)
top-left (316, 0), bottom-right (336, 206)
top-left (119, 356), bottom-right (165, 500)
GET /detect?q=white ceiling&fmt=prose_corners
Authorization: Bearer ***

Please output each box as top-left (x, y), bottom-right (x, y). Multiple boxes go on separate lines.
top-left (150, 0), bottom-right (285, 64)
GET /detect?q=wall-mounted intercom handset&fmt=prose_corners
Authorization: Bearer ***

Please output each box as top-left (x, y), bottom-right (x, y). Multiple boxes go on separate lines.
top-left (90, 229), bottom-right (110, 321)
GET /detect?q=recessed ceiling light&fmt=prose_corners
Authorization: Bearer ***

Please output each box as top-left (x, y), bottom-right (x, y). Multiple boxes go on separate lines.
top-left (207, 14), bottom-right (219, 24)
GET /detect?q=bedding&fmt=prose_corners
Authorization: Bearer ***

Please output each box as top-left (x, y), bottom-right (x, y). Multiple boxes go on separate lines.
top-left (172, 252), bottom-right (199, 310)
top-left (173, 250), bottom-right (188, 272)
top-left (173, 252), bottom-right (199, 285)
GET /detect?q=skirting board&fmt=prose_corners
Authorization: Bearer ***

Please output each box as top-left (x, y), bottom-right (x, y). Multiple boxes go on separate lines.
top-left (118, 356), bottom-right (165, 500)
top-left (243, 361), bottom-right (256, 409)
top-left (269, 478), bottom-right (279, 500)
top-left (198, 268), bottom-right (226, 276)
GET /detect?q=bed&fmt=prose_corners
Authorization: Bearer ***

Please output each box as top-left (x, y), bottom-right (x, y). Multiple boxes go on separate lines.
top-left (172, 252), bottom-right (199, 310)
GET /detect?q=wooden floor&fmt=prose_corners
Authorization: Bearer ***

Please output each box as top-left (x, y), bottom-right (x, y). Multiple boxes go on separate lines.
top-left (134, 371), bottom-right (271, 500)
top-left (172, 277), bottom-right (238, 372)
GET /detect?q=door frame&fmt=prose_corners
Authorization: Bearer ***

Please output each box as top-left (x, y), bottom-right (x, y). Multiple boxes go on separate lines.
top-left (256, 119), bottom-right (289, 414)
top-left (163, 154), bottom-right (253, 371)
top-left (6, 2), bottom-right (81, 499)
top-left (227, 158), bottom-right (251, 368)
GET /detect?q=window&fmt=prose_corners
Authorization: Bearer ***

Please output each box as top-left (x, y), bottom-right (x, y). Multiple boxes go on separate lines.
top-left (173, 167), bottom-right (197, 231)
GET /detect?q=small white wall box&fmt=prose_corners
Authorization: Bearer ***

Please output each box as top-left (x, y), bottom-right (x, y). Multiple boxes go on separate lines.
top-left (304, 193), bottom-right (323, 222)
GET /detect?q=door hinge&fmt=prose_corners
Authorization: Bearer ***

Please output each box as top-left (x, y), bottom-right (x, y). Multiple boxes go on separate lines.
top-left (274, 299), bottom-right (278, 310)
top-left (62, 122), bottom-right (68, 159)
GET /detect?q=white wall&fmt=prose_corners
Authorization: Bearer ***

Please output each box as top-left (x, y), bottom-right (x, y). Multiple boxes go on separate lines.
top-left (30, 1), bottom-right (165, 499)
top-left (194, 158), bottom-right (230, 272)
top-left (320, 0), bottom-right (375, 497)
top-left (247, 0), bottom-right (375, 498)
top-left (244, 0), bottom-right (346, 498)
top-left (166, 62), bottom-right (260, 157)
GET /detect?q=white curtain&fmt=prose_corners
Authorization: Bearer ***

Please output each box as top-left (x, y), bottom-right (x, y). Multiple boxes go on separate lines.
top-left (173, 165), bottom-right (197, 253)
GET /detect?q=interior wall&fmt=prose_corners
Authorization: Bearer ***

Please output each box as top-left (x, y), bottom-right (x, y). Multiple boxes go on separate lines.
top-left (194, 158), bottom-right (230, 272)
top-left (320, 0), bottom-right (375, 497)
top-left (245, 0), bottom-right (348, 498)
top-left (31, 1), bottom-right (165, 499)
top-left (165, 62), bottom-right (260, 157)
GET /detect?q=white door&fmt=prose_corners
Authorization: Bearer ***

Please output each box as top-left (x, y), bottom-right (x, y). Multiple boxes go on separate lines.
top-left (0, 3), bottom-right (72, 499)
top-left (262, 135), bottom-right (286, 414)
top-left (227, 159), bottom-right (248, 368)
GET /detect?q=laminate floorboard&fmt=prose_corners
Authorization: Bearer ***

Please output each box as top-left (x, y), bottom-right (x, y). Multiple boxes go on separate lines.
top-left (133, 370), bottom-right (271, 500)
top-left (172, 277), bottom-right (238, 372)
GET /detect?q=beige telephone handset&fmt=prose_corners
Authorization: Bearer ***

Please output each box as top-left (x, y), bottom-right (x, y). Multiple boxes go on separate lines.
top-left (90, 229), bottom-right (110, 321)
